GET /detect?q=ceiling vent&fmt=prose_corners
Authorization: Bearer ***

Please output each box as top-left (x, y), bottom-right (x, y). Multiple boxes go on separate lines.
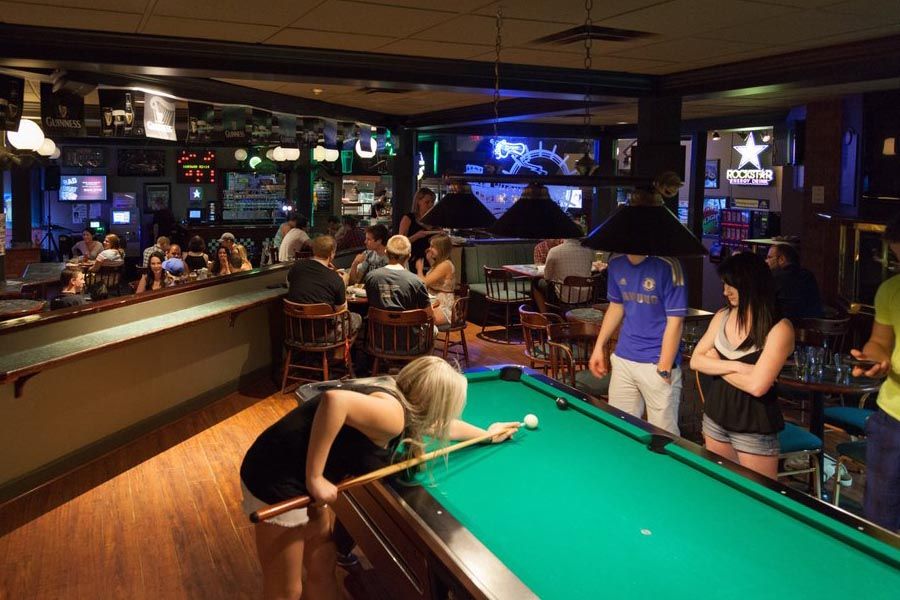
top-left (533, 25), bottom-right (654, 46)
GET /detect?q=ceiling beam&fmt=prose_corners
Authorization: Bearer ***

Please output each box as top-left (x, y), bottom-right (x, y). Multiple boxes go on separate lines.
top-left (0, 23), bottom-right (656, 101)
top-left (661, 34), bottom-right (900, 100)
top-left (406, 98), bottom-right (616, 130)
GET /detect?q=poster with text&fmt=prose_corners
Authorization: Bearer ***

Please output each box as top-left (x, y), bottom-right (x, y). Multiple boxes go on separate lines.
top-left (277, 114), bottom-right (297, 146)
top-left (251, 110), bottom-right (273, 145)
top-left (0, 74), bottom-right (24, 132)
top-left (40, 83), bottom-right (85, 137)
top-left (222, 105), bottom-right (247, 143)
top-left (187, 102), bottom-right (216, 143)
top-left (143, 93), bottom-right (177, 141)
top-left (97, 89), bottom-right (144, 137)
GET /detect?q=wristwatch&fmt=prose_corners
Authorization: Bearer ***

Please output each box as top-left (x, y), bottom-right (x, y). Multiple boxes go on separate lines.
top-left (657, 369), bottom-right (671, 380)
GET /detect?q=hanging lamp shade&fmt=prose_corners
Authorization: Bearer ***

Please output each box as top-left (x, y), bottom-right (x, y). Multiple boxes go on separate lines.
top-left (583, 202), bottom-right (707, 256)
top-left (421, 182), bottom-right (496, 229)
top-left (491, 182), bottom-right (583, 239)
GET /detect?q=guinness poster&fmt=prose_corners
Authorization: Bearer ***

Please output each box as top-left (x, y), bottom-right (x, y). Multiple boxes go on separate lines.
top-left (251, 109), bottom-right (273, 144)
top-left (40, 83), bottom-right (85, 136)
top-left (98, 89), bottom-right (144, 137)
top-left (222, 105), bottom-right (247, 143)
top-left (0, 74), bottom-right (25, 132)
top-left (144, 93), bottom-right (177, 141)
top-left (187, 102), bottom-right (215, 143)
top-left (277, 114), bottom-right (297, 145)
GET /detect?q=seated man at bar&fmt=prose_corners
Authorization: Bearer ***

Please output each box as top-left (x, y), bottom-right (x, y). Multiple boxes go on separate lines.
top-left (142, 235), bottom-right (170, 267)
top-left (50, 268), bottom-right (87, 309)
top-left (72, 228), bottom-right (103, 260)
top-left (163, 244), bottom-right (186, 277)
top-left (364, 235), bottom-right (434, 318)
top-left (533, 237), bottom-right (594, 313)
top-left (765, 243), bottom-right (824, 320)
top-left (287, 235), bottom-right (362, 334)
top-left (278, 216), bottom-right (310, 262)
top-left (346, 224), bottom-right (389, 285)
top-left (336, 215), bottom-right (366, 251)
top-left (533, 238), bottom-right (563, 265)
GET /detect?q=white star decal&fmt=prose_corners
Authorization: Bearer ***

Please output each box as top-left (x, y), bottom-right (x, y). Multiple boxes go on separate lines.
top-left (193, 189), bottom-right (202, 199)
top-left (733, 132), bottom-right (768, 169)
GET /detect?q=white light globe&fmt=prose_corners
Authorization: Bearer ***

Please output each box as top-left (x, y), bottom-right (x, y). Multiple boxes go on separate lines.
top-left (265, 148), bottom-right (275, 161)
top-left (50, 147), bottom-right (61, 160)
top-left (313, 145), bottom-right (326, 162)
top-left (234, 148), bottom-right (248, 161)
top-left (285, 147), bottom-right (301, 161)
top-left (355, 138), bottom-right (376, 158)
top-left (7, 119), bottom-right (45, 151)
top-left (37, 138), bottom-right (57, 157)
top-left (324, 148), bottom-right (339, 162)
top-left (272, 147), bottom-right (286, 161)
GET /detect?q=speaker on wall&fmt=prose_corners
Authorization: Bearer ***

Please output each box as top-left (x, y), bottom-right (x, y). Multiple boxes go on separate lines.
top-left (42, 165), bottom-right (60, 191)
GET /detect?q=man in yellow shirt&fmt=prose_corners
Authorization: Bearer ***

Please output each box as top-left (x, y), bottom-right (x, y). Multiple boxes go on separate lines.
top-left (851, 213), bottom-right (900, 531)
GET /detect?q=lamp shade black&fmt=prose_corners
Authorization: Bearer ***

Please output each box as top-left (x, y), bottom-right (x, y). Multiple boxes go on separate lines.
top-left (583, 204), bottom-right (707, 256)
top-left (421, 183), bottom-right (496, 229)
top-left (490, 182), bottom-right (583, 239)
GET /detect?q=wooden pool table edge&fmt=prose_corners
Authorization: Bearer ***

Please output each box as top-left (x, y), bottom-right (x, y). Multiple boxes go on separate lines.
top-left (333, 365), bottom-right (899, 600)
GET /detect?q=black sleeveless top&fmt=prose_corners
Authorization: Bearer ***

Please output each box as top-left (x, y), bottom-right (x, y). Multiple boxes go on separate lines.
top-left (184, 254), bottom-right (208, 271)
top-left (700, 309), bottom-right (785, 434)
top-left (240, 383), bottom-right (402, 504)
top-left (404, 211), bottom-right (431, 268)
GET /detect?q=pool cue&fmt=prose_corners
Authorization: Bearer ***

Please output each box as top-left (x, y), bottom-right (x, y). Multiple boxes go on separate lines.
top-left (250, 423), bottom-right (519, 523)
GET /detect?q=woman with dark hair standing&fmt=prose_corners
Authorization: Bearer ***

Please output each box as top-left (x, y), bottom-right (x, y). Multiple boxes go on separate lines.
top-left (690, 252), bottom-right (794, 478)
top-left (398, 187), bottom-right (441, 271)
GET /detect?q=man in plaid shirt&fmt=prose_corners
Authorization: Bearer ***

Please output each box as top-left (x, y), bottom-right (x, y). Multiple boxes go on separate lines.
top-left (533, 238), bottom-right (564, 265)
top-left (533, 238), bottom-right (594, 312)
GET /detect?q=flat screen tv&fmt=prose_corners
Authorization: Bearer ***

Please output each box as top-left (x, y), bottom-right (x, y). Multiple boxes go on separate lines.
top-left (188, 209), bottom-right (202, 220)
top-left (111, 210), bottom-right (131, 225)
top-left (59, 175), bottom-right (107, 202)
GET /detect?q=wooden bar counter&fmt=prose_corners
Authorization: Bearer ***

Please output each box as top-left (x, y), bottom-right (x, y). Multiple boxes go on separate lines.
top-left (0, 264), bottom-right (289, 502)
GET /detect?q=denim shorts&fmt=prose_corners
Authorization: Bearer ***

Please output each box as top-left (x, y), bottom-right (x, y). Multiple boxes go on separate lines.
top-left (702, 415), bottom-right (780, 456)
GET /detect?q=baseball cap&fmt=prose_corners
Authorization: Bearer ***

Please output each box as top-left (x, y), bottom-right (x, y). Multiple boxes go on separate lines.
top-left (219, 232), bottom-right (236, 242)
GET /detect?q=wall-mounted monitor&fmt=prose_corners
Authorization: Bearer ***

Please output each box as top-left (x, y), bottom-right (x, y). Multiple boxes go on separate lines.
top-left (111, 210), bottom-right (131, 225)
top-left (59, 175), bottom-right (107, 202)
top-left (89, 219), bottom-right (102, 230)
top-left (188, 209), bottom-right (202, 220)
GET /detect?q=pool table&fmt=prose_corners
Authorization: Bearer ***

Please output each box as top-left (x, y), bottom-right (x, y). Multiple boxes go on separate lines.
top-left (332, 366), bottom-right (900, 600)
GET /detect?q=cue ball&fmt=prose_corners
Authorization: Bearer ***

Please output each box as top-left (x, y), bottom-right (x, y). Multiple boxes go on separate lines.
top-left (523, 414), bottom-right (539, 429)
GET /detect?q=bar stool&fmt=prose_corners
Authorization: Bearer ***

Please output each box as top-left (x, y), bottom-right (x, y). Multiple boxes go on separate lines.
top-left (481, 266), bottom-right (531, 344)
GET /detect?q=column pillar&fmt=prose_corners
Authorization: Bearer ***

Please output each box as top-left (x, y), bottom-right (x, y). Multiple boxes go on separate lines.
top-left (635, 96), bottom-right (683, 214)
top-left (391, 126), bottom-right (417, 234)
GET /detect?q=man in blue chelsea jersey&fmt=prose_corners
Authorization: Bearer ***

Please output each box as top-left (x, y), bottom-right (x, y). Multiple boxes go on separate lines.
top-left (589, 251), bottom-right (688, 435)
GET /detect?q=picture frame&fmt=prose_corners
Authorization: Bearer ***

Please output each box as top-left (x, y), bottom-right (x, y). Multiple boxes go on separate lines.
top-left (118, 149), bottom-right (166, 177)
top-left (704, 159), bottom-right (720, 189)
top-left (143, 183), bottom-right (171, 213)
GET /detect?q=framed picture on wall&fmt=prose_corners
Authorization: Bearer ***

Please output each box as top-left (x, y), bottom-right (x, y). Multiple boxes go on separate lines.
top-left (118, 149), bottom-right (166, 177)
top-left (143, 183), bottom-right (171, 213)
top-left (704, 159), bottom-right (720, 189)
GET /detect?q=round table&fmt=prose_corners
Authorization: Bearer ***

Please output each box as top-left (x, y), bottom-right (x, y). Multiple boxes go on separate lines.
top-left (0, 299), bottom-right (47, 321)
top-left (565, 307), bottom-right (605, 324)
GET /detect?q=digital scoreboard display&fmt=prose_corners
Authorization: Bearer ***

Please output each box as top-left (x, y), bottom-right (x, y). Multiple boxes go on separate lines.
top-left (177, 149), bottom-right (216, 184)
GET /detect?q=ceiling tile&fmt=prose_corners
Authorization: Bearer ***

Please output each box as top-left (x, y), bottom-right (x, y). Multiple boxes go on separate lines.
top-left (152, 0), bottom-right (320, 27)
top-left (360, 0), bottom-right (497, 12)
top-left (822, 0), bottom-right (900, 18)
top-left (471, 47), bottom-right (586, 68)
top-left (215, 79), bottom-right (288, 93)
top-left (699, 8), bottom-right (885, 44)
top-left (17, 0), bottom-right (148, 12)
top-left (375, 39), bottom-right (491, 60)
top-left (0, 1), bottom-right (142, 32)
top-left (141, 16), bottom-right (279, 42)
top-left (275, 82), bottom-right (362, 98)
top-left (610, 37), bottom-right (768, 62)
top-left (265, 28), bottom-right (395, 51)
top-left (416, 15), bottom-right (573, 47)
top-left (291, 1), bottom-right (456, 38)
top-left (597, 0), bottom-right (800, 37)
top-left (474, 0), bottom-right (664, 24)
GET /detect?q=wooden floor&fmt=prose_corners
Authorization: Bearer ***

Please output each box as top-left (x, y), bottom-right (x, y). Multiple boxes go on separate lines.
top-left (0, 322), bottom-right (866, 599)
top-left (0, 323), bottom-right (524, 600)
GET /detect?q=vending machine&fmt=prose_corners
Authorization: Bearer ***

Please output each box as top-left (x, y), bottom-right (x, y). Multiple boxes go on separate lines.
top-left (110, 192), bottom-right (141, 257)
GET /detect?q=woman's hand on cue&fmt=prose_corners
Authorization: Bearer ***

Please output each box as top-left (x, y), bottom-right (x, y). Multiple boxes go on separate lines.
top-left (487, 422), bottom-right (520, 443)
top-left (307, 474), bottom-right (338, 505)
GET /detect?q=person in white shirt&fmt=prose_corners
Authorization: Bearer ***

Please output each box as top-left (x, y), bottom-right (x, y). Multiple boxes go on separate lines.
top-left (90, 233), bottom-right (125, 270)
top-left (278, 215), bottom-right (310, 262)
top-left (73, 228), bottom-right (104, 260)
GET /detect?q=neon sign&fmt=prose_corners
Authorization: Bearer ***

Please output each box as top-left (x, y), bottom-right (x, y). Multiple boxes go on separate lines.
top-left (726, 132), bottom-right (773, 186)
top-left (489, 139), bottom-right (574, 176)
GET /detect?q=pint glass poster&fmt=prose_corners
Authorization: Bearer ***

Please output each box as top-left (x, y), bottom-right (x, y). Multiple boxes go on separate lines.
top-left (40, 83), bottom-right (85, 137)
top-left (187, 102), bottom-right (215, 143)
top-left (0, 74), bottom-right (25, 132)
top-left (143, 93), bottom-right (177, 141)
top-left (98, 90), bottom-right (144, 137)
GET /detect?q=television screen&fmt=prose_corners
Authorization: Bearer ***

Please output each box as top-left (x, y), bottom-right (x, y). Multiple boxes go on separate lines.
top-left (188, 209), bottom-right (202, 220)
top-left (111, 210), bottom-right (131, 225)
top-left (59, 175), bottom-right (107, 202)
top-left (89, 220), bottom-right (101, 229)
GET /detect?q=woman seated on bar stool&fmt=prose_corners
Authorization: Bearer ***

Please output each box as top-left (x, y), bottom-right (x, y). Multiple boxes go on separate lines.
top-left (211, 246), bottom-right (236, 276)
top-left (90, 233), bottom-right (125, 271)
top-left (136, 252), bottom-right (170, 293)
top-left (415, 234), bottom-right (454, 328)
top-left (690, 252), bottom-right (794, 478)
top-left (184, 236), bottom-right (211, 272)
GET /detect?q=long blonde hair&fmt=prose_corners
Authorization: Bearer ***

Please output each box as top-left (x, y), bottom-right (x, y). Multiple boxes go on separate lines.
top-left (393, 356), bottom-right (466, 465)
top-left (428, 234), bottom-right (452, 266)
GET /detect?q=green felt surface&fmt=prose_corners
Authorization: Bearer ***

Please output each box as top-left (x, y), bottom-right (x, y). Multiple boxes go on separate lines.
top-left (416, 370), bottom-right (900, 600)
